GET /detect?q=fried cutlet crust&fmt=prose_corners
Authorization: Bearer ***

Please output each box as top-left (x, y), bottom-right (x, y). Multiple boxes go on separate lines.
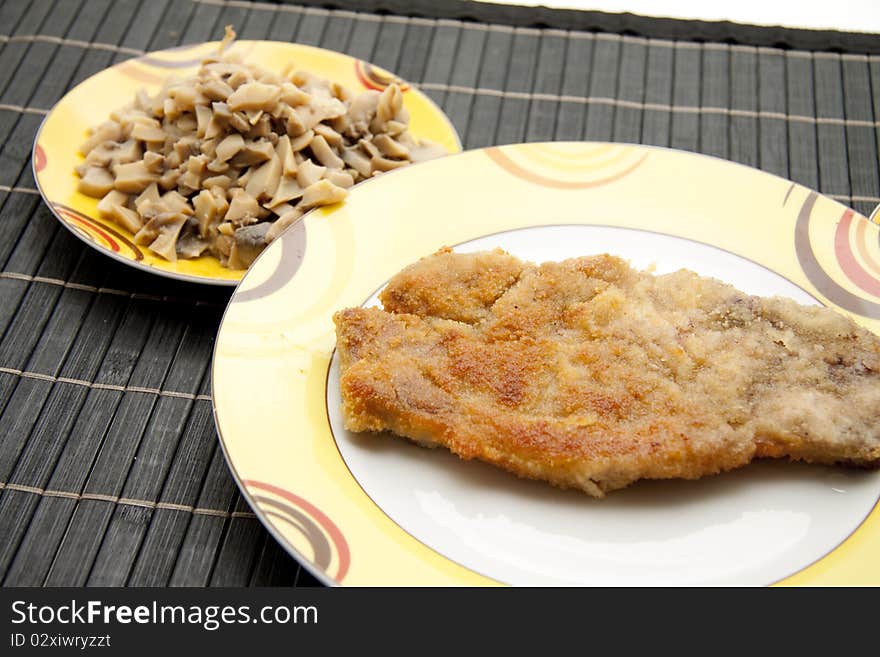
top-left (334, 249), bottom-right (880, 497)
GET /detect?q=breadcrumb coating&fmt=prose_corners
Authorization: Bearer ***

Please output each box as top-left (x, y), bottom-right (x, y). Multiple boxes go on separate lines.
top-left (334, 249), bottom-right (880, 497)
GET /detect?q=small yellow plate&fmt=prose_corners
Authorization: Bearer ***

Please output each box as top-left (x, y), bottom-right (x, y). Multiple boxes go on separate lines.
top-left (32, 40), bottom-right (461, 286)
top-left (214, 142), bottom-right (880, 585)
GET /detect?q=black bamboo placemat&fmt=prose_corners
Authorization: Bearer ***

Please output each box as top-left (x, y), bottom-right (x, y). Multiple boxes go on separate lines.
top-left (0, 0), bottom-right (877, 587)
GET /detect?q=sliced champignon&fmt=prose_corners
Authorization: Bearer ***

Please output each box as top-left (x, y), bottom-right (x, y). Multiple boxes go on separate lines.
top-left (134, 182), bottom-right (160, 214)
top-left (193, 187), bottom-right (229, 237)
top-left (175, 233), bottom-right (210, 259)
top-left (296, 159), bottom-right (326, 188)
top-left (288, 129), bottom-right (313, 153)
top-left (230, 139), bottom-right (274, 167)
top-left (275, 134), bottom-right (298, 176)
top-left (96, 189), bottom-right (143, 233)
top-left (265, 174), bottom-right (303, 208)
top-left (279, 82), bottom-right (310, 106)
top-left (324, 169), bottom-right (354, 189)
top-left (313, 123), bottom-right (343, 147)
top-left (228, 222), bottom-right (271, 268)
top-left (80, 120), bottom-right (123, 154)
top-left (383, 119), bottom-right (407, 137)
top-left (195, 104), bottom-right (213, 138)
top-left (215, 133), bottom-right (244, 163)
top-left (329, 113), bottom-right (350, 137)
top-left (77, 166), bottom-right (115, 197)
top-left (164, 150), bottom-right (182, 170)
top-left (133, 210), bottom-right (180, 245)
top-left (106, 139), bottom-right (143, 167)
top-left (226, 110), bottom-right (251, 133)
top-left (142, 151), bottom-right (165, 173)
top-left (358, 138), bottom-right (381, 159)
top-left (203, 113), bottom-right (224, 140)
top-left (226, 82), bottom-right (281, 111)
top-left (200, 138), bottom-right (217, 158)
top-left (371, 155), bottom-right (409, 172)
top-left (206, 158), bottom-right (230, 174)
top-left (371, 84), bottom-right (404, 134)
top-left (179, 169), bottom-right (202, 193)
top-left (113, 160), bottom-right (158, 193)
top-left (245, 152), bottom-right (282, 202)
top-left (224, 190), bottom-right (262, 224)
top-left (175, 113), bottom-right (197, 133)
top-left (96, 189), bottom-right (128, 216)
top-left (265, 208), bottom-right (303, 242)
top-left (330, 82), bottom-right (353, 103)
top-left (145, 213), bottom-right (188, 261)
top-left (158, 167), bottom-right (180, 191)
top-left (219, 24), bottom-right (237, 52)
top-left (244, 109), bottom-right (264, 125)
top-left (158, 190), bottom-right (192, 215)
top-left (308, 135), bottom-right (344, 170)
top-left (377, 84), bottom-right (403, 122)
top-left (408, 140), bottom-right (449, 163)
top-left (128, 117), bottom-right (167, 143)
top-left (202, 174), bottom-right (234, 189)
top-left (237, 168), bottom-right (253, 189)
top-left (312, 96), bottom-right (347, 122)
top-left (76, 25), bottom-right (446, 269)
top-left (186, 154), bottom-right (209, 174)
top-left (284, 106), bottom-right (307, 137)
top-left (168, 84), bottom-right (200, 112)
top-left (341, 146), bottom-right (372, 178)
top-left (289, 105), bottom-right (322, 133)
top-left (77, 150), bottom-right (110, 174)
top-left (245, 114), bottom-right (273, 139)
top-left (213, 234), bottom-right (234, 263)
top-left (372, 134), bottom-right (410, 160)
top-left (267, 201), bottom-right (297, 217)
top-left (345, 90), bottom-right (380, 137)
top-left (227, 70), bottom-right (250, 91)
top-left (300, 179), bottom-right (348, 209)
top-left (112, 204), bottom-right (144, 234)
top-left (200, 76), bottom-right (235, 102)
top-left (173, 136), bottom-right (198, 161)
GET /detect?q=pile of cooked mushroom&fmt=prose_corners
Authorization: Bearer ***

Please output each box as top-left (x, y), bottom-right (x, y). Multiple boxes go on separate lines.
top-left (75, 27), bottom-right (446, 269)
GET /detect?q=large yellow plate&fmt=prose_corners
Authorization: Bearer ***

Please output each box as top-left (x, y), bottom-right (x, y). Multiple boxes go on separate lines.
top-left (33, 40), bottom-right (461, 286)
top-left (213, 142), bottom-right (880, 585)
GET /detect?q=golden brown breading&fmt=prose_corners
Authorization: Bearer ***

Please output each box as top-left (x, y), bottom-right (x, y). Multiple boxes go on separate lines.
top-left (333, 248), bottom-right (880, 497)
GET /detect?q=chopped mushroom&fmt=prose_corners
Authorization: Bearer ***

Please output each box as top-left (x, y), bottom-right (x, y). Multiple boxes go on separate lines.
top-left (112, 161), bottom-right (158, 193)
top-left (74, 24), bottom-right (446, 268)
top-left (215, 133), bottom-right (244, 162)
top-left (309, 135), bottom-right (345, 170)
top-left (372, 134), bottom-right (409, 160)
top-left (245, 153), bottom-right (282, 201)
top-left (266, 174), bottom-right (303, 208)
top-left (265, 208), bottom-right (302, 242)
top-left (77, 166), bottom-right (116, 197)
top-left (324, 169), bottom-right (354, 188)
top-left (226, 82), bottom-right (281, 111)
top-left (296, 159), bottom-right (326, 188)
top-left (176, 233), bottom-right (210, 259)
top-left (146, 213), bottom-right (188, 261)
top-left (97, 189), bottom-right (144, 233)
top-left (134, 182), bottom-right (160, 214)
top-left (228, 222), bottom-right (271, 268)
top-left (224, 190), bottom-right (262, 224)
top-left (300, 179), bottom-right (348, 209)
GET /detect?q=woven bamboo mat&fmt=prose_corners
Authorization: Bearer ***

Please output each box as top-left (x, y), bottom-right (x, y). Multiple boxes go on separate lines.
top-left (0, 0), bottom-right (877, 587)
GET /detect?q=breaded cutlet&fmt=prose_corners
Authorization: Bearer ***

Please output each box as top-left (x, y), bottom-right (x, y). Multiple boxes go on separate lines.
top-left (334, 248), bottom-right (880, 497)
